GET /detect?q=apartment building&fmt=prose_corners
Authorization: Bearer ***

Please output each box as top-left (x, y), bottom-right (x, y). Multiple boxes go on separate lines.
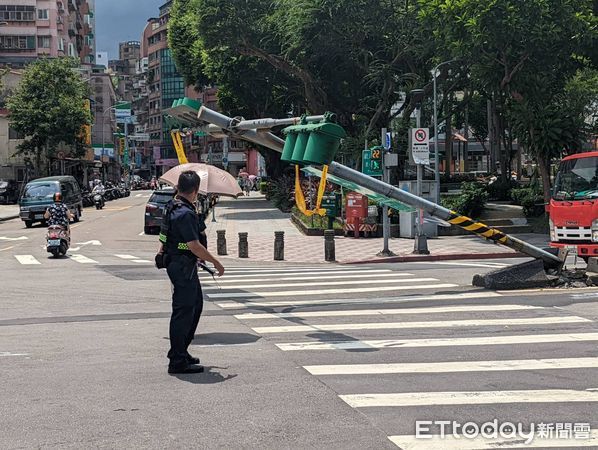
top-left (109, 40), bottom-right (140, 102)
top-left (0, 0), bottom-right (96, 67)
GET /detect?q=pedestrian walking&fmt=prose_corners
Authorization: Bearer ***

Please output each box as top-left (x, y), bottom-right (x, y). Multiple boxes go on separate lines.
top-left (156, 171), bottom-right (224, 374)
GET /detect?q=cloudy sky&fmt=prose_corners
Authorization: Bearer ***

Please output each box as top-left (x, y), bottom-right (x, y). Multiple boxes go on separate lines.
top-left (96, 0), bottom-right (165, 59)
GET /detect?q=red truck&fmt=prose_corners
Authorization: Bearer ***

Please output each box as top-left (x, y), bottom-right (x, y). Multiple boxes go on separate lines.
top-left (549, 151), bottom-right (598, 262)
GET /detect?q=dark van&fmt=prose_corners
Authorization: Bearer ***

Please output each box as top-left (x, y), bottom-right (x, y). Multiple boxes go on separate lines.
top-left (19, 176), bottom-right (83, 228)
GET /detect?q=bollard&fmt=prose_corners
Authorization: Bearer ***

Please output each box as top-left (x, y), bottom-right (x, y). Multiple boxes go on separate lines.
top-left (274, 231), bottom-right (285, 261)
top-left (324, 229), bottom-right (336, 262)
top-left (238, 232), bottom-right (249, 258)
top-left (216, 230), bottom-right (227, 256)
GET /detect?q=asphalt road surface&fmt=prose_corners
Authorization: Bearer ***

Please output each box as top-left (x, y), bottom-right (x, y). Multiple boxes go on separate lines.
top-left (1, 191), bottom-right (598, 448)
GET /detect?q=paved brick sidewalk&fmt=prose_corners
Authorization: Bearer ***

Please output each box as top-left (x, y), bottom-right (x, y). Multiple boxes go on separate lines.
top-left (205, 193), bottom-right (545, 264)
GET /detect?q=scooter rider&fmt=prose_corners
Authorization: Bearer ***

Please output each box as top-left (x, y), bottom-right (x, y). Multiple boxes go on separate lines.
top-left (44, 192), bottom-right (74, 233)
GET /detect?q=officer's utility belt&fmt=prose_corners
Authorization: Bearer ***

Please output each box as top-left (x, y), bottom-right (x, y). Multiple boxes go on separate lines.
top-left (156, 233), bottom-right (194, 269)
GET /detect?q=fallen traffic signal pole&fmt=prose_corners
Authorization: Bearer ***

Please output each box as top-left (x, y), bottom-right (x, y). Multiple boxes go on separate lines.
top-left (196, 106), bottom-right (563, 270)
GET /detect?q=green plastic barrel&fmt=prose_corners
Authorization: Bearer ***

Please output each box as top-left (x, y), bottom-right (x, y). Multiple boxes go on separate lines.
top-left (303, 122), bottom-right (347, 165)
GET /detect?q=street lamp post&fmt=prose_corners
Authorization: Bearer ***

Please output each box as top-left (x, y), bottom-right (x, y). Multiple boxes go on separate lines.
top-left (433, 59), bottom-right (458, 203)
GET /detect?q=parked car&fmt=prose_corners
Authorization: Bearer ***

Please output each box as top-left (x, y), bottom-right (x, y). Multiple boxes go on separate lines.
top-left (0, 179), bottom-right (19, 204)
top-left (19, 176), bottom-right (83, 228)
top-left (144, 187), bottom-right (175, 235)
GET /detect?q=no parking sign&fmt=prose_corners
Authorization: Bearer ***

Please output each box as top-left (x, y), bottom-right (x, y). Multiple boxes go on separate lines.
top-left (411, 128), bottom-right (430, 165)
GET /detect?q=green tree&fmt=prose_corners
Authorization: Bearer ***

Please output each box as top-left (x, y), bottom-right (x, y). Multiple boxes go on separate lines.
top-left (420, 0), bottom-right (596, 183)
top-left (7, 58), bottom-right (91, 175)
top-left (169, 0), bottom-right (435, 173)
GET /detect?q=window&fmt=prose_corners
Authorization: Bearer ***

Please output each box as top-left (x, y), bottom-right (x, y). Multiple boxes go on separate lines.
top-left (0, 35), bottom-right (36, 51)
top-left (37, 36), bottom-right (51, 48)
top-left (68, 43), bottom-right (75, 57)
top-left (0, 5), bottom-right (35, 22)
top-left (58, 38), bottom-right (64, 52)
top-left (37, 9), bottom-right (49, 20)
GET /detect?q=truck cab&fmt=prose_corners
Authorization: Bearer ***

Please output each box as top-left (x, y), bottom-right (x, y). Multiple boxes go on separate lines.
top-left (549, 152), bottom-right (598, 261)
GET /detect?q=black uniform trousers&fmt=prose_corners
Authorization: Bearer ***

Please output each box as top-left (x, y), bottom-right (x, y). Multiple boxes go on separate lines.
top-left (166, 255), bottom-right (203, 368)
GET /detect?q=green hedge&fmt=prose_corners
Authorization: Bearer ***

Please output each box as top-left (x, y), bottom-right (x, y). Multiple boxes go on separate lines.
top-left (511, 187), bottom-right (545, 217)
top-left (441, 182), bottom-right (489, 218)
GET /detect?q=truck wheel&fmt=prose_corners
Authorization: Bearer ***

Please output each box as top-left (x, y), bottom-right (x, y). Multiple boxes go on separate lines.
top-left (73, 208), bottom-right (81, 223)
top-left (25, 220), bottom-right (33, 229)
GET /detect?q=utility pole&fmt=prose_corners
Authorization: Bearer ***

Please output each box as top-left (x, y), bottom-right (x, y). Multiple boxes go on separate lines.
top-left (222, 135), bottom-right (229, 172)
top-left (380, 127), bottom-right (393, 256)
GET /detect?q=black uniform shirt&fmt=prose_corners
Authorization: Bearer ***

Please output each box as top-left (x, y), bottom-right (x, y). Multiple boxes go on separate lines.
top-left (167, 196), bottom-right (206, 249)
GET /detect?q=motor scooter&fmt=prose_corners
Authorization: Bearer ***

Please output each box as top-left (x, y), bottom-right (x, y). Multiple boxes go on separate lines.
top-left (46, 225), bottom-right (70, 258)
top-left (93, 191), bottom-right (105, 209)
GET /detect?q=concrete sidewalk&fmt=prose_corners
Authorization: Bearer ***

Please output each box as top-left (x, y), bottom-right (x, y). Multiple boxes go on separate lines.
top-left (0, 204), bottom-right (19, 222)
top-left (205, 193), bottom-right (547, 264)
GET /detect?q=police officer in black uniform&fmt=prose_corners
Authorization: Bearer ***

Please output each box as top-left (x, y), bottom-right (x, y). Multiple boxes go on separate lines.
top-left (158, 171), bottom-right (224, 374)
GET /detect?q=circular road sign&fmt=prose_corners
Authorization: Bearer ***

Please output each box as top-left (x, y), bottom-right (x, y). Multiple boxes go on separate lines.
top-left (415, 129), bottom-right (427, 143)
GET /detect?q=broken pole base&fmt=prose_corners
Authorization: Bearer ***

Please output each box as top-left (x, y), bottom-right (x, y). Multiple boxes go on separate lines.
top-left (472, 259), bottom-right (559, 290)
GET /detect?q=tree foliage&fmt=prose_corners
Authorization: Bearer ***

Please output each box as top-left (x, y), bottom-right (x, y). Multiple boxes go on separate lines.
top-left (169, 0), bottom-right (435, 168)
top-left (169, 0), bottom-right (596, 186)
top-left (7, 58), bottom-right (91, 167)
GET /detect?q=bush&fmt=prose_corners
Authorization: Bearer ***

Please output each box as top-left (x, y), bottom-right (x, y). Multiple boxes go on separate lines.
top-left (269, 175), bottom-right (295, 212)
top-left (487, 179), bottom-right (518, 201)
top-left (441, 182), bottom-right (489, 218)
top-left (511, 187), bottom-right (545, 217)
top-left (259, 181), bottom-right (268, 194)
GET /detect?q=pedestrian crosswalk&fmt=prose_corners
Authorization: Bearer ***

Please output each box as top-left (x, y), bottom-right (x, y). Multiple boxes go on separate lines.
top-left (11, 253), bottom-right (154, 266)
top-left (206, 264), bottom-right (598, 449)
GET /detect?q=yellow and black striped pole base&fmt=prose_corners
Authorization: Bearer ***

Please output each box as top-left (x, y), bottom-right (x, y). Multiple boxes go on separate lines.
top-left (447, 211), bottom-right (509, 245)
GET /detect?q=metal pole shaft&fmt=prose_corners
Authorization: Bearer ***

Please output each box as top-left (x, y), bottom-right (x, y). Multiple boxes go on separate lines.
top-left (234, 116), bottom-right (325, 130)
top-left (433, 70), bottom-right (440, 203)
top-left (416, 109), bottom-right (423, 236)
top-left (382, 127), bottom-right (390, 255)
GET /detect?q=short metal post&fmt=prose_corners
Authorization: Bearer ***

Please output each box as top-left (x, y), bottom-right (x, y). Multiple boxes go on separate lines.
top-left (324, 229), bottom-right (336, 262)
top-left (274, 231), bottom-right (284, 261)
top-left (238, 232), bottom-right (248, 258)
top-left (217, 230), bottom-right (227, 256)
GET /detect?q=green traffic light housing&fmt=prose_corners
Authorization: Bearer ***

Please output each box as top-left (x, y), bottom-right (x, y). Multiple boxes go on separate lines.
top-left (164, 97), bottom-right (203, 128)
top-left (281, 112), bottom-right (346, 166)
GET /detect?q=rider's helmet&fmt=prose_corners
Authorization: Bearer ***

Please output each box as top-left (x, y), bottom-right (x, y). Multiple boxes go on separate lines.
top-left (53, 192), bottom-right (63, 203)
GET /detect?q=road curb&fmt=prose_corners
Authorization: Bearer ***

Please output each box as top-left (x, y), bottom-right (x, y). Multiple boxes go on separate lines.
top-left (0, 214), bottom-right (19, 222)
top-left (344, 251), bottom-right (526, 265)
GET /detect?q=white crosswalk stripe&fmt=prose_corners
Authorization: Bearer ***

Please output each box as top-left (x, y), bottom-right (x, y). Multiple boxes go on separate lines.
top-left (235, 304), bottom-right (542, 320)
top-left (388, 430), bottom-right (598, 449)
top-left (14, 255), bottom-right (41, 265)
top-left (339, 389), bottom-right (598, 407)
top-left (276, 332), bottom-right (598, 351)
top-left (69, 254), bottom-right (98, 264)
top-left (216, 291), bottom-right (503, 309)
top-left (304, 357), bottom-right (598, 375)
top-left (251, 316), bottom-right (590, 334)
top-left (207, 283), bottom-right (458, 299)
top-left (204, 277), bottom-right (440, 291)
top-left (203, 272), bottom-right (413, 285)
top-left (115, 254), bottom-right (152, 264)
